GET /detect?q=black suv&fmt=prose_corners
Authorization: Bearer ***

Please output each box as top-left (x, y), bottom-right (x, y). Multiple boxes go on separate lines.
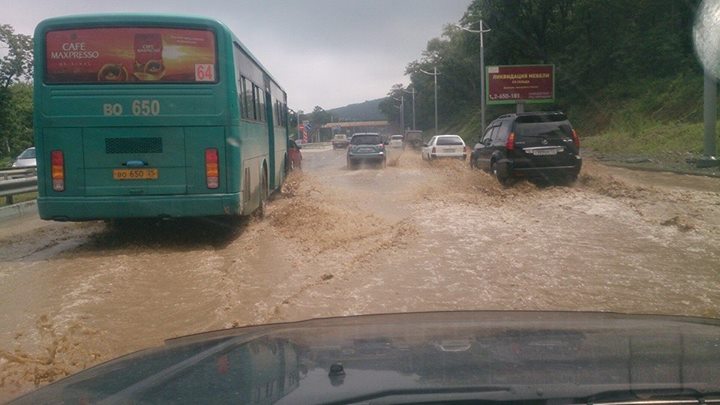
top-left (470, 112), bottom-right (581, 185)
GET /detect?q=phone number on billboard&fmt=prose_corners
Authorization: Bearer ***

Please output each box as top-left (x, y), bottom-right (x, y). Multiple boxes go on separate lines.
top-left (493, 93), bottom-right (521, 100)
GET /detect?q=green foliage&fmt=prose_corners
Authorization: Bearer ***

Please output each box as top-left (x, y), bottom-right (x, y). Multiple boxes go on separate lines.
top-left (0, 24), bottom-right (33, 88)
top-left (0, 83), bottom-right (33, 158)
top-left (0, 24), bottom-right (34, 159)
top-left (381, 0), bottom-right (703, 145)
top-left (583, 121), bottom-right (719, 157)
top-left (310, 105), bottom-right (332, 127)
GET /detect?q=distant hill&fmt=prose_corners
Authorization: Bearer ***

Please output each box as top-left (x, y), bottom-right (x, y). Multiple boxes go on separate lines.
top-left (327, 98), bottom-right (384, 121)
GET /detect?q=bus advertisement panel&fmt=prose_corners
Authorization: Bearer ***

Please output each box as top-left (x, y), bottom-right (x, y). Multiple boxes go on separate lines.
top-left (45, 28), bottom-right (216, 84)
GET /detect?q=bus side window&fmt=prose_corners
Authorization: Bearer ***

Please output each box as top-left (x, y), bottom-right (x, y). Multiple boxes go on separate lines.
top-left (241, 77), bottom-right (254, 120)
top-left (239, 76), bottom-right (247, 119)
top-left (253, 85), bottom-right (264, 122)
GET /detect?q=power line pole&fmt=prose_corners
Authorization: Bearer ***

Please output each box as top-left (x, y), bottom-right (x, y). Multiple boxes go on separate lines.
top-left (420, 67), bottom-right (440, 135)
top-left (402, 87), bottom-right (416, 130)
top-left (457, 19), bottom-right (491, 131)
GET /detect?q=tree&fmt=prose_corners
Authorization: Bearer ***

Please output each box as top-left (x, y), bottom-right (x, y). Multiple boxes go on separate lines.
top-left (379, 84), bottom-right (405, 129)
top-left (0, 24), bottom-right (34, 157)
top-left (0, 24), bottom-right (33, 88)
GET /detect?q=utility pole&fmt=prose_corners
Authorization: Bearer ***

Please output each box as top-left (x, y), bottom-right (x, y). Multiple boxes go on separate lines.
top-left (402, 87), bottom-right (416, 130)
top-left (392, 95), bottom-right (404, 133)
top-left (700, 71), bottom-right (719, 167)
top-left (420, 67), bottom-right (440, 135)
top-left (457, 19), bottom-right (491, 131)
top-left (400, 94), bottom-right (405, 132)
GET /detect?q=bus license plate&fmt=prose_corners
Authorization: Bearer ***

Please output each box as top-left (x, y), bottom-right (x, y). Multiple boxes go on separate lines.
top-left (113, 168), bottom-right (158, 180)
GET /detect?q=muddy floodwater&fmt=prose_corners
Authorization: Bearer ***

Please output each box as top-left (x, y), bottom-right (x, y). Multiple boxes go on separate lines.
top-left (1, 147), bottom-right (719, 401)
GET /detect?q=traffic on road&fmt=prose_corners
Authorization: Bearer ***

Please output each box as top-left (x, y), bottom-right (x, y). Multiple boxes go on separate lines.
top-left (2, 1), bottom-right (720, 403)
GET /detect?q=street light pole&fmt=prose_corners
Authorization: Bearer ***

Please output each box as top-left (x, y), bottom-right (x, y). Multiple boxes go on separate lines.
top-left (420, 67), bottom-right (440, 135)
top-left (400, 94), bottom-right (405, 132)
top-left (392, 95), bottom-right (405, 133)
top-left (457, 19), bottom-right (491, 131)
top-left (402, 87), bottom-right (416, 130)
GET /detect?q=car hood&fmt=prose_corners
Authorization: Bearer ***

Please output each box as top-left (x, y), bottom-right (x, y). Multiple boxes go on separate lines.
top-left (11, 311), bottom-right (720, 404)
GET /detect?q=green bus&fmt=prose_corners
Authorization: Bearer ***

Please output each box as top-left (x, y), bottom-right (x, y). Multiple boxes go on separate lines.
top-left (33, 14), bottom-right (289, 221)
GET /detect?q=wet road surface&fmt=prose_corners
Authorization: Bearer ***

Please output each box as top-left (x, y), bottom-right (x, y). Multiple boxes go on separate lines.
top-left (1, 146), bottom-right (719, 400)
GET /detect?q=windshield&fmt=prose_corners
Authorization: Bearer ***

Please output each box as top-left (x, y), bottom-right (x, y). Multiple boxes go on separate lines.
top-left (2, 1), bottom-right (720, 403)
top-left (17, 148), bottom-right (35, 159)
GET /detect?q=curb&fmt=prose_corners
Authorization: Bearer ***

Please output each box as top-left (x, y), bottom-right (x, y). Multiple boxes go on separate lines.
top-left (0, 200), bottom-right (38, 223)
top-left (599, 161), bottom-right (720, 179)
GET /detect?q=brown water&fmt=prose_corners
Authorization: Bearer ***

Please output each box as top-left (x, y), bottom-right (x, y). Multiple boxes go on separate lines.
top-left (1, 147), bottom-right (719, 401)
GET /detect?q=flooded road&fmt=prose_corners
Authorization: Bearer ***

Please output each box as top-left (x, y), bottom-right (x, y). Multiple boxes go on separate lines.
top-left (1, 146), bottom-right (719, 401)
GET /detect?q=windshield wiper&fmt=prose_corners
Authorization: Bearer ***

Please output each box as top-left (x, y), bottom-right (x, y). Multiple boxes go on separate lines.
top-left (329, 386), bottom-right (720, 405)
top-left (578, 388), bottom-right (720, 405)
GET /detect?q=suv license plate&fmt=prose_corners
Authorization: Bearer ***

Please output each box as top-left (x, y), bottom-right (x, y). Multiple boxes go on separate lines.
top-left (113, 168), bottom-right (158, 180)
top-left (532, 149), bottom-right (558, 156)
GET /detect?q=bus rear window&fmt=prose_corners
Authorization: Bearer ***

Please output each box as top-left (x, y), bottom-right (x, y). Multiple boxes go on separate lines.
top-left (45, 27), bottom-right (217, 84)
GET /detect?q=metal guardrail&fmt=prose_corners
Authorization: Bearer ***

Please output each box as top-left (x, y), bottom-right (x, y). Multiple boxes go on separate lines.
top-left (0, 167), bottom-right (38, 204)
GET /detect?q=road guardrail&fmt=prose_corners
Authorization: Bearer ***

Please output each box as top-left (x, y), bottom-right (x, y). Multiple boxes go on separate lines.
top-left (0, 167), bottom-right (37, 204)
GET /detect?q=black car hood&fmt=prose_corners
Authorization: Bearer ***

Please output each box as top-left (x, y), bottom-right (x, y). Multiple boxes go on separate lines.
top-left (11, 311), bottom-right (720, 404)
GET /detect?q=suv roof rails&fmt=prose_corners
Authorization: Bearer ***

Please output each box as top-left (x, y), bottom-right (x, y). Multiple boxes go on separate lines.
top-left (495, 113), bottom-right (516, 120)
top-left (516, 111), bottom-right (565, 116)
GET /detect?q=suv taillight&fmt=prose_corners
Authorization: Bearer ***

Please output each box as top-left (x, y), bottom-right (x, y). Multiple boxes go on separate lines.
top-left (205, 148), bottom-right (219, 189)
top-left (505, 132), bottom-right (516, 151)
top-left (571, 129), bottom-right (580, 149)
top-left (51, 150), bottom-right (64, 191)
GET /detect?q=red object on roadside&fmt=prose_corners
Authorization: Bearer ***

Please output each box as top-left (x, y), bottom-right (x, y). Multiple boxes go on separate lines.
top-left (288, 140), bottom-right (302, 170)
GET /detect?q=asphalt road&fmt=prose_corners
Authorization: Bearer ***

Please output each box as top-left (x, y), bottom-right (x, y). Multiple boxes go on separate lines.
top-left (1, 146), bottom-right (719, 401)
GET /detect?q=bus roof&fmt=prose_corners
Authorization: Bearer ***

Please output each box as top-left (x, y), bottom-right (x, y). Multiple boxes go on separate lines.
top-left (34, 13), bottom-right (285, 93)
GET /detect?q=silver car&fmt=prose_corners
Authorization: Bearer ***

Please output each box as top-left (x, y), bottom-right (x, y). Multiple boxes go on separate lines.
top-left (12, 147), bottom-right (36, 168)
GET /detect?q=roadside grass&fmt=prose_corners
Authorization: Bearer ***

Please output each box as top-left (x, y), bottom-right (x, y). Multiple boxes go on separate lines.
top-left (583, 121), bottom-right (718, 158)
top-left (1, 192), bottom-right (37, 207)
top-left (560, 70), bottom-right (713, 160)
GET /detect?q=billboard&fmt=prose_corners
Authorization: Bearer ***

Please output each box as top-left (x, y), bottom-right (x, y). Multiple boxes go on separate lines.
top-left (45, 28), bottom-right (217, 84)
top-left (486, 65), bottom-right (554, 105)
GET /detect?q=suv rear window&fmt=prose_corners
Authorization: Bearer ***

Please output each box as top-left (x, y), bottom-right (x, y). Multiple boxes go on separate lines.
top-left (515, 121), bottom-right (573, 138)
top-left (515, 113), bottom-right (567, 123)
top-left (351, 135), bottom-right (381, 145)
top-left (436, 136), bottom-right (464, 146)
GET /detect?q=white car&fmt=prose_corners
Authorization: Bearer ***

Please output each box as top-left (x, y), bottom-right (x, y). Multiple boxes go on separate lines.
top-left (12, 147), bottom-right (36, 168)
top-left (421, 135), bottom-right (466, 160)
top-left (388, 134), bottom-right (404, 148)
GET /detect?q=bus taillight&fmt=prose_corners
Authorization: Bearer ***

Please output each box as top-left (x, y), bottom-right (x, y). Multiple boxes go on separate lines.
top-left (205, 148), bottom-right (219, 189)
top-left (51, 150), bottom-right (65, 191)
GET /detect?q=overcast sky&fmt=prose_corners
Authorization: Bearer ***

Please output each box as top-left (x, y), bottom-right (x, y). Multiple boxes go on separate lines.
top-left (3, 0), bottom-right (472, 111)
